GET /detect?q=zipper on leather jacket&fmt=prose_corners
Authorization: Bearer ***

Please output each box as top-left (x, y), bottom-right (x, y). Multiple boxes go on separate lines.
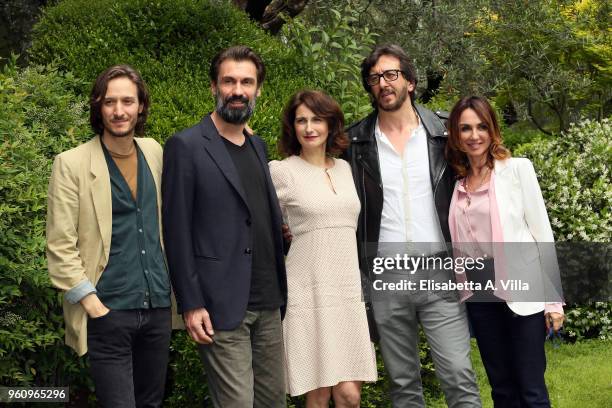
top-left (433, 161), bottom-right (447, 198)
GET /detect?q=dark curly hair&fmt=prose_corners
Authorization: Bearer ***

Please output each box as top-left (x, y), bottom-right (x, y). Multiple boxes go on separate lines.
top-left (278, 90), bottom-right (349, 157)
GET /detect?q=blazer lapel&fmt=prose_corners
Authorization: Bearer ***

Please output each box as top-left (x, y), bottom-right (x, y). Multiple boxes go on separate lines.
top-left (492, 159), bottom-right (511, 242)
top-left (200, 116), bottom-right (251, 213)
top-left (89, 136), bottom-right (112, 261)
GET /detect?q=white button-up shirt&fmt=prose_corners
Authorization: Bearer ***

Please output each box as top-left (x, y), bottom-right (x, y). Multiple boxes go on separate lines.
top-left (375, 118), bottom-right (446, 253)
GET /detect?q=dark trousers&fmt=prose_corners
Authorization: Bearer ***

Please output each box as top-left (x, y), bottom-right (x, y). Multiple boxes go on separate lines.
top-left (467, 302), bottom-right (550, 408)
top-left (87, 308), bottom-right (172, 408)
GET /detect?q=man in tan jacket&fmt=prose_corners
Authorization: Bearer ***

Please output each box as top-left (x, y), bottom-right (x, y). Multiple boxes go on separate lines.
top-left (46, 65), bottom-right (171, 408)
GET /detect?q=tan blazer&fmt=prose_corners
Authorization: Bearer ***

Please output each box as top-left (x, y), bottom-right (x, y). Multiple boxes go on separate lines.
top-left (46, 136), bottom-right (181, 356)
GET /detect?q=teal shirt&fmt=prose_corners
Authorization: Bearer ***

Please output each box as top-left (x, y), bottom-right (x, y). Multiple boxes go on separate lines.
top-left (96, 144), bottom-right (171, 309)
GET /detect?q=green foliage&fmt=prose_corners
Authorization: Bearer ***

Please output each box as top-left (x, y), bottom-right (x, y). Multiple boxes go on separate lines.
top-left (5, 0), bottom-right (608, 404)
top-left (301, 0), bottom-right (611, 133)
top-left (0, 60), bottom-right (92, 393)
top-left (165, 331), bottom-right (210, 407)
top-left (515, 118), bottom-right (611, 343)
top-left (29, 0), bottom-right (314, 152)
top-left (465, 1), bottom-right (611, 133)
top-left (514, 118), bottom-right (611, 241)
top-left (280, 1), bottom-right (377, 124)
top-left (564, 302), bottom-right (612, 341)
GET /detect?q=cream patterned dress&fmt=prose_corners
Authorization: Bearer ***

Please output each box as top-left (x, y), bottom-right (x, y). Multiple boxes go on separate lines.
top-left (269, 155), bottom-right (377, 396)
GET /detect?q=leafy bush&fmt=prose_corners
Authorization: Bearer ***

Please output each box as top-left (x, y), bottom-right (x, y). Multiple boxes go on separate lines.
top-left (515, 118), bottom-right (612, 342)
top-left (9, 0), bottom-right (608, 404)
top-left (564, 302), bottom-right (611, 341)
top-left (29, 0), bottom-right (314, 153)
top-left (280, 3), bottom-right (377, 124)
top-left (0, 60), bottom-right (92, 396)
top-left (515, 118), bottom-right (611, 242)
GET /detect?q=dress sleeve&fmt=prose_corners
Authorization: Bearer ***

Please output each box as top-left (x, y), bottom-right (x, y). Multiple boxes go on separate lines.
top-left (269, 160), bottom-right (293, 222)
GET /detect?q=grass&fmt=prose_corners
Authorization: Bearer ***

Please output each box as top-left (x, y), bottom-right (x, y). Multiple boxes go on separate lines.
top-left (426, 339), bottom-right (612, 407)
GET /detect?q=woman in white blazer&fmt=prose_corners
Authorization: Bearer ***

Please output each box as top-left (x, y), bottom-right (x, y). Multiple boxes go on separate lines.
top-left (445, 96), bottom-right (564, 407)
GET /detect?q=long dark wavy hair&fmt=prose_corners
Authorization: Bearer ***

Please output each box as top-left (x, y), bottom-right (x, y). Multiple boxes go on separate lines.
top-left (446, 96), bottom-right (511, 178)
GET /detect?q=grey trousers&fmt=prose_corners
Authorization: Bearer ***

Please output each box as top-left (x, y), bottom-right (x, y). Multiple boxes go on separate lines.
top-left (373, 296), bottom-right (481, 407)
top-left (198, 309), bottom-right (286, 408)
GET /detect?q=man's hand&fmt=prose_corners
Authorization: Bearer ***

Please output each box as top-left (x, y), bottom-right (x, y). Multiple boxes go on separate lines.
top-left (184, 307), bottom-right (215, 344)
top-left (545, 311), bottom-right (564, 333)
top-left (80, 293), bottom-right (110, 319)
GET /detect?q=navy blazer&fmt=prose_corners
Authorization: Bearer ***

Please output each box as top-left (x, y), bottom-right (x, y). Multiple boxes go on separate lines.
top-left (162, 114), bottom-right (287, 330)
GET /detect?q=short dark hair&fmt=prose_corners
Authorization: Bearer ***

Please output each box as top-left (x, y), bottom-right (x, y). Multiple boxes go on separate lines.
top-left (445, 95), bottom-right (511, 178)
top-left (361, 44), bottom-right (418, 101)
top-left (279, 90), bottom-right (349, 157)
top-left (209, 45), bottom-right (266, 88)
top-left (89, 64), bottom-right (150, 136)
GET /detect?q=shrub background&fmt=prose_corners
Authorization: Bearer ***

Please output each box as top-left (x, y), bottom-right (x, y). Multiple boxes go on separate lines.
top-left (29, 0), bottom-right (314, 152)
top-left (0, 0), bottom-right (609, 406)
top-left (0, 62), bottom-right (92, 398)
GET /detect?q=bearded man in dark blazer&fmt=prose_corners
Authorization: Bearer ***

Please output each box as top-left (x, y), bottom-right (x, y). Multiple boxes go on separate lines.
top-left (162, 46), bottom-right (288, 408)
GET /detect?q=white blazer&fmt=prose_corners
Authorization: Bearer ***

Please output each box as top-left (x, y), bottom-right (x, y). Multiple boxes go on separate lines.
top-left (450, 158), bottom-right (564, 316)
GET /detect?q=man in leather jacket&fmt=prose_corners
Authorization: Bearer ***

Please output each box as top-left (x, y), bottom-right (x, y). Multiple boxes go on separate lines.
top-left (344, 44), bottom-right (481, 407)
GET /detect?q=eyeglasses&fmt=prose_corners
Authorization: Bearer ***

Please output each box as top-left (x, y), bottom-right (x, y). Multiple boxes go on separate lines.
top-left (365, 69), bottom-right (405, 86)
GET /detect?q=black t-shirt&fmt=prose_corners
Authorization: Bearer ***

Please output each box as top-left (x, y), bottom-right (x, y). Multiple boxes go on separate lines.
top-left (222, 136), bottom-right (284, 310)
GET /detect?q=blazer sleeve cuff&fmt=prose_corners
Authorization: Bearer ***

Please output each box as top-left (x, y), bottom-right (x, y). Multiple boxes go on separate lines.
top-left (65, 279), bottom-right (97, 304)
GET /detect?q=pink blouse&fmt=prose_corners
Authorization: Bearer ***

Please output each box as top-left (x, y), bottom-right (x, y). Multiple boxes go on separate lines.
top-left (454, 179), bottom-right (493, 259)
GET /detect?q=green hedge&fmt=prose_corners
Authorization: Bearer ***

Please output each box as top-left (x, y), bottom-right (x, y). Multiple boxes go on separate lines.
top-left (0, 61), bottom-right (92, 400)
top-left (1, 0), bottom-right (607, 405)
top-left (514, 118), bottom-right (612, 342)
top-left (29, 0), bottom-right (314, 152)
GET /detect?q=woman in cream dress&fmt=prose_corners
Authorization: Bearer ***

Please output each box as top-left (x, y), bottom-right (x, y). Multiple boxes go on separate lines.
top-left (269, 90), bottom-right (377, 408)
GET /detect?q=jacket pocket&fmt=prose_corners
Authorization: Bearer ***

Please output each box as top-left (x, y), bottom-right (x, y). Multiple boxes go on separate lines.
top-left (194, 254), bottom-right (220, 261)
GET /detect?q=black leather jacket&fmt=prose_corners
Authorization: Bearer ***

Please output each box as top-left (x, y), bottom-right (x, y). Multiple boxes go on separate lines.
top-left (344, 104), bottom-right (455, 288)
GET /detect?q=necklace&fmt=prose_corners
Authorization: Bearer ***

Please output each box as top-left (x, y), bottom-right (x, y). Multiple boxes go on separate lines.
top-left (105, 142), bottom-right (136, 159)
top-left (464, 166), bottom-right (490, 207)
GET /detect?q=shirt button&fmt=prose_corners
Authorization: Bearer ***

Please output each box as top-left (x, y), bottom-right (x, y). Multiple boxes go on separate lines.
top-left (144, 269), bottom-right (149, 274)
top-left (141, 250), bottom-right (146, 254)
top-left (145, 291), bottom-right (149, 296)
top-left (143, 301), bottom-right (148, 306)
top-left (137, 208), bottom-right (141, 212)
top-left (138, 228), bottom-right (143, 233)
top-left (244, 248), bottom-right (252, 254)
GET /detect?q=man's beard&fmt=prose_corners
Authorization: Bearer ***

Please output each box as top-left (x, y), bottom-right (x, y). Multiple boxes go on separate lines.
top-left (215, 92), bottom-right (256, 124)
top-left (104, 119), bottom-right (136, 138)
top-left (377, 84), bottom-right (409, 112)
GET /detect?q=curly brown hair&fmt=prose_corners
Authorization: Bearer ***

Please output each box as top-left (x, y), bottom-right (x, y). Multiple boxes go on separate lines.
top-left (278, 90), bottom-right (349, 157)
top-left (446, 96), bottom-right (511, 178)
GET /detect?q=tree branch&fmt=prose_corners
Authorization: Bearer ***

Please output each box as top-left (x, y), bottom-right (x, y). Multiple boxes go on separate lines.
top-left (527, 100), bottom-right (553, 136)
